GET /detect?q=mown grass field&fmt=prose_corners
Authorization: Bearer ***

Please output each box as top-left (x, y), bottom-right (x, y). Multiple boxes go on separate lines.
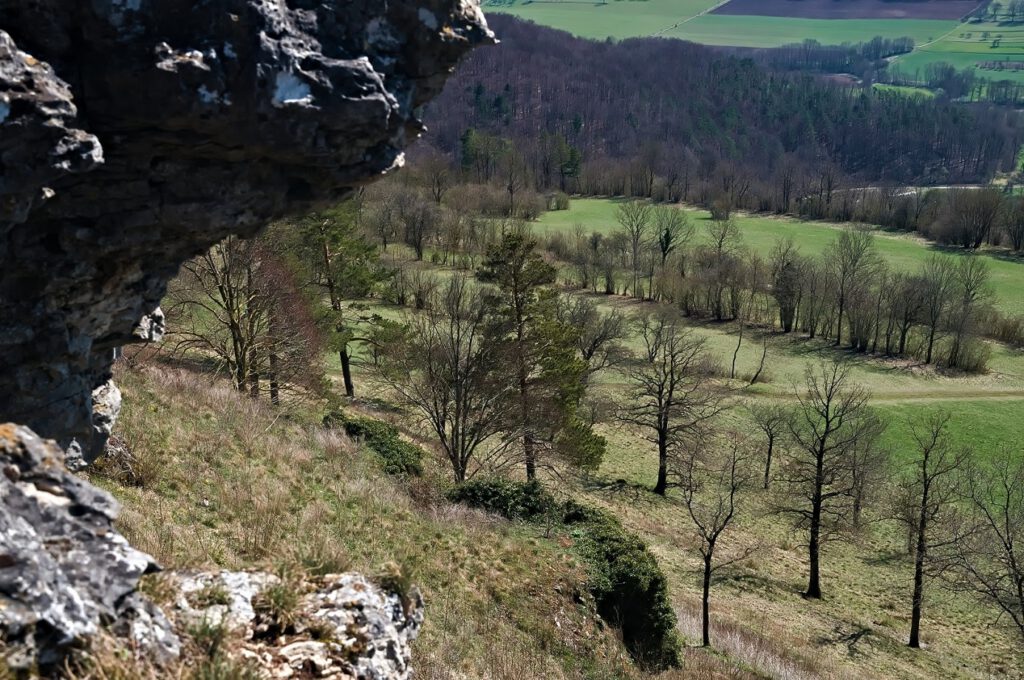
top-left (872, 83), bottom-right (938, 98)
top-left (483, 0), bottom-right (721, 40)
top-left (535, 198), bottom-right (1024, 316)
top-left (484, 1), bottom-right (957, 47)
top-left (891, 21), bottom-right (1024, 85)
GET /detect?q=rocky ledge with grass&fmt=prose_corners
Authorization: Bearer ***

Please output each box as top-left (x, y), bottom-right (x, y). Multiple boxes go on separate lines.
top-left (0, 0), bottom-right (490, 673)
top-left (0, 422), bottom-right (427, 677)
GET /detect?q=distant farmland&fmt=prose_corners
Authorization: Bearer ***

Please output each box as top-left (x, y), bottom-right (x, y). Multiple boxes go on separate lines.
top-left (891, 20), bottom-right (1024, 85)
top-left (484, 0), bottom-right (961, 46)
top-left (714, 0), bottom-right (984, 20)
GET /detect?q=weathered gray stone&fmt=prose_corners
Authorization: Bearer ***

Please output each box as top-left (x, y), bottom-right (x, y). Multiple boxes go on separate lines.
top-left (171, 570), bottom-right (424, 679)
top-left (0, 0), bottom-right (492, 462)
top-left (0, 423), bottom-right (178, 673)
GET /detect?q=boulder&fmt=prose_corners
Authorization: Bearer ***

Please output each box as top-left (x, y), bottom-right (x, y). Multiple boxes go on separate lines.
top-left (172, 570), bottom-right (424, 679)
top-left (0, 423), bottom-right (179, 673)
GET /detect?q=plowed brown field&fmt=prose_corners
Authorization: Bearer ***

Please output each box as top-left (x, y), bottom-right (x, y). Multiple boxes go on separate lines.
top-left (713, 0), bottom-right (983, 20)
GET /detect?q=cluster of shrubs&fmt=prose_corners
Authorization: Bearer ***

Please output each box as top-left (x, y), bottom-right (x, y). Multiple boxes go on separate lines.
top-left (447, 478), bottom-right (681, 670)
top-left (323, 413), bottom-right (423, 477)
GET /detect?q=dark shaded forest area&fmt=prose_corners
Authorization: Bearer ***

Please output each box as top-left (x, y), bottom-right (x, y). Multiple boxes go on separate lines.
top-left (421, 16), bottom-right (1021, 209)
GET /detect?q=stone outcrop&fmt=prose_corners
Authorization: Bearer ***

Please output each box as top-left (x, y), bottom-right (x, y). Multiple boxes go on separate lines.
top-left (0, 0), bottom-right (490, 673)
top-left (0, 424), bottom-right (178, 673)
top-left (0, 0), bottom-right (492, 461)
top-left (0, 423), bottom-right (425, 675)
top-left (174, 570), bottom-right (424, 679)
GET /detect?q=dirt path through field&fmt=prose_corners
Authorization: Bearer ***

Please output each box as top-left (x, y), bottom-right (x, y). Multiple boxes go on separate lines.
top-left (650, 0), bottom-right (731, 37)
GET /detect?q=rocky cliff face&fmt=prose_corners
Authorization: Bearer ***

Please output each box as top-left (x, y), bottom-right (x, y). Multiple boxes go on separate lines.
top-left (0, 0), bottom-right (490, 672)
top-left (0, 0), bottom-right (491, 463)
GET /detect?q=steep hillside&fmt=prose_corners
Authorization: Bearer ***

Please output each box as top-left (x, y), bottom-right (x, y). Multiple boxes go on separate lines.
top-left (86, 358), bottom-right (748, 679)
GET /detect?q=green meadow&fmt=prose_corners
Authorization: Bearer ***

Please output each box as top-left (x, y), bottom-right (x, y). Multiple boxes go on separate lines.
top-left (891, 22), bottom-right (1024, 85)
top-left (524, 197), bottom-right (1024, 463)
top-left (534, 198), bottom-right (1024, 316)
top-left (662, 15), bottom-right (953, 49)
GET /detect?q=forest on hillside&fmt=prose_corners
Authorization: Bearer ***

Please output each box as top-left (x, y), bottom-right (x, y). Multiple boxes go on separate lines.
top-left (421, 16), bottom-right (1022, 207)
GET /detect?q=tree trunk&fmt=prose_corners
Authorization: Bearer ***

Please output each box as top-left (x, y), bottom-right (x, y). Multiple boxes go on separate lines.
top-left (248, 368), bottom-right (259, 399)
top-left (909, 491), bottom-right (929, 648)
top-left (702, 552), bottom-right (713, 647)
top-left (654, 433), bottom-right (668, 495)
top-left (835, 302), bottom-right (844, 347)
top-left (807, 482), bottom-right (823, 598)
top-left (763, 436), bottom-right (774, 490)
top-left (269, 351), bottom-right (280, 406)
top-left (731, 321), bottom-right (743, 379)
top-left (340, 346), bottom-right (355, 398)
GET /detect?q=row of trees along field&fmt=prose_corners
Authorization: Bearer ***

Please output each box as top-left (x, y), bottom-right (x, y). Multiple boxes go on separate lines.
top-left (550, 200), bottom-right (1011, 372)
top-left (727, 38), bottom-right (1024, 107)
top-left (421, 16), bottom-right (1021, 208)
top-left (162, 185), bottom-right (1024, 656)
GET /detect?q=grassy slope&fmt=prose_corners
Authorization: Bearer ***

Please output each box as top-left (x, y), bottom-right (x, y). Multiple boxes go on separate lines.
top-left (340, 291), bottom-right (1024, 678)
top-left (589, 431), bottom-right (1023, 680)
top-left (92, 362), bottom-right (652, 680)
top-left (534, 198), bottom-right (1024, 316)
top-left (484, 2), bottom-right (955, 47)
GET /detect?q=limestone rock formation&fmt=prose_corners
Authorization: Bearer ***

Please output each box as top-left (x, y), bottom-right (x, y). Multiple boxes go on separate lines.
top-left (0, 0), bottom-right (490, 673)
top-left (0, 423), bottom-right (179, 673)
top-left (173, 570), bottom-right (424, 679)
top-left (0, 0), bottom-right (492, 461)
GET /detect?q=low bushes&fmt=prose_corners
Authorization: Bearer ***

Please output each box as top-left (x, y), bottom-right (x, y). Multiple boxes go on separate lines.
top-left (448, 480), bottom-right (681, 671)
top-left (446, 478), bottom-right (557, 521)
top-left (323, 413), bottom-right (423, 477)
top-left (562, 502), bottom-right (682, 671)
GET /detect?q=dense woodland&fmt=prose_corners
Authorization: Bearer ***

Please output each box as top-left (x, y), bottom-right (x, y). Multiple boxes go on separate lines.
top-left (421, 16), bottom-right (1022, 209)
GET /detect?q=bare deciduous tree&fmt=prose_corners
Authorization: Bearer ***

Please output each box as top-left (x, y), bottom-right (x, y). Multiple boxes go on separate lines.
top-left (825, 228), bottom-right (879, 347)
top-left (620, 313), bottom-right (725, 495)
top-left (748, 402), bottom-right (789, 490)
top-left (894, 412), bottom-right (970, 649)
top-left (678, 434), bottom-right (756, 647)
top-left (955, 455), bottom-right (1024, 641)
top-left (920, 254), bottom-right (955, 365)
top-left (778, 359), bottom-right (882, 599)
top-left (375, 275), bottom-right (513, 482)
top-left (616, 200), bottom-right (652, 299)
top-left (555, 295), bottom-right (628, 381)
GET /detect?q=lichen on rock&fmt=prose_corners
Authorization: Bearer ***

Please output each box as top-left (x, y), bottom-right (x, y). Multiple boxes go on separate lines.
top-left (172, 570), bottom-right (424, 679)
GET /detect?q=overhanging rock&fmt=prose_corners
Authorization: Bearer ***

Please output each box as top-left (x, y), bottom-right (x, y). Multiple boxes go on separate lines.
top-left (0, 0), bottom-right (492, 461)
